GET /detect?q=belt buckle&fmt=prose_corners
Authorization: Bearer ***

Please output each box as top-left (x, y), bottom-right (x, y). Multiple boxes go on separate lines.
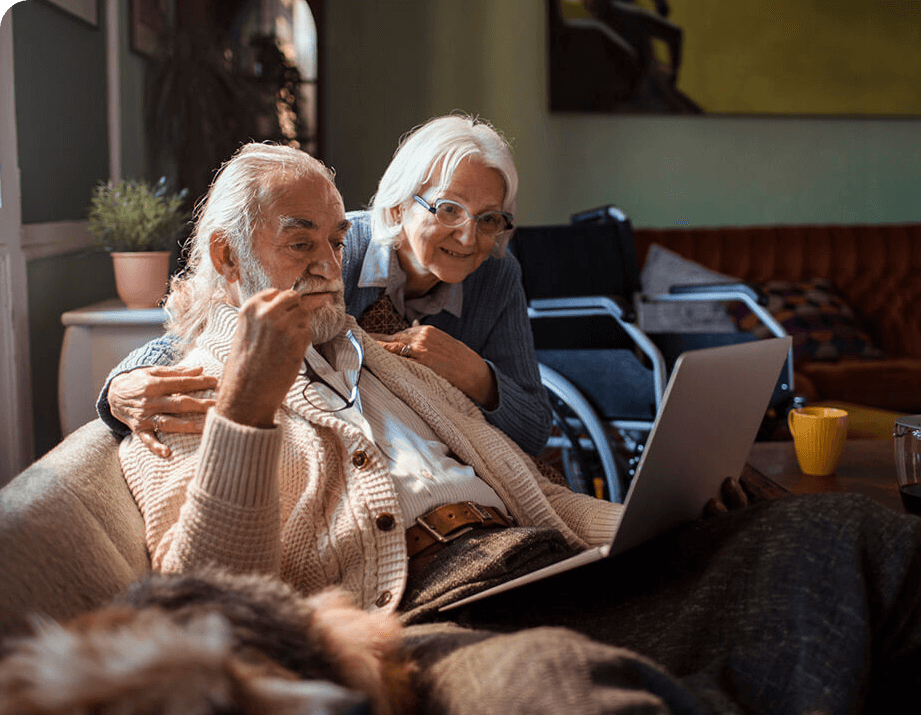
top-left (414, 501), bottom-right (495, 545)
top-left (465, 501), bottom-right (495, 522)
top-left (467, 501), bottom-right (512, 527)
top-left (414, 514), bottom-right (473, 544)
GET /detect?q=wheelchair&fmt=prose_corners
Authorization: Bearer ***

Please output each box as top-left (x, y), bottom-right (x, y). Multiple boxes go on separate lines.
top-left (509, 206), bottom-right (796, 503)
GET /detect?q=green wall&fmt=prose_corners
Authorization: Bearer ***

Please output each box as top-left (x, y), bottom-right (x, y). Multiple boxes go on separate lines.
top-left (118, 4), bottom-right (148, 183)
top-left (26, 252), bottom-right (117, 457)
top-left (13, 0), bottom-right (108, 223)
top-left (322, 0), bottom-right (921, 228)
top-left (14, 0), bottom-right (148, 456)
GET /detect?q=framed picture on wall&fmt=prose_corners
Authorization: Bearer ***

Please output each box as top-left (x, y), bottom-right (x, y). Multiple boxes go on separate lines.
top-left (549, 0), bottom-right (921, 117)
top-left (130, 0), bottom-right (168, 58)
top-left (44, 0), bottom-right (98, 27)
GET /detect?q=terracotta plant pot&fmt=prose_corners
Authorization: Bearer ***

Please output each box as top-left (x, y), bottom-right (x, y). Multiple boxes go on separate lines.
top-left (111, 251), bottom-right (171, 309)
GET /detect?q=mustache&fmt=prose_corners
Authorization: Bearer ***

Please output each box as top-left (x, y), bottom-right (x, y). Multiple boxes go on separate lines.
top-left (291, 276), bottom-right (345, 295)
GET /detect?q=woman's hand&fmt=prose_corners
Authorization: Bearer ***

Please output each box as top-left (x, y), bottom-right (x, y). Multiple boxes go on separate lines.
top-left (377, 325), bottom-right (499, 409)
top-left (108, 366), bottom-right (218, 458)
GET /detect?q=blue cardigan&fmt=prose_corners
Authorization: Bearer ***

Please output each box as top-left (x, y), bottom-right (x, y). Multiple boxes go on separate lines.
top-left (97, 211), bottom-right (551, 454)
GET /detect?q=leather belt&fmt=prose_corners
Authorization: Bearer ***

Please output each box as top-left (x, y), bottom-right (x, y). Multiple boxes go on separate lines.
top-left (406, 502), bottom-right (513, 562)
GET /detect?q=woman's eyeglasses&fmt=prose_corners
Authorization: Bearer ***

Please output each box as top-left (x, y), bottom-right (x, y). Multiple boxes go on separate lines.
top-left (300, 330), bottom-right (363, 413)
top-left (413, 195), bottom-right (514, 236)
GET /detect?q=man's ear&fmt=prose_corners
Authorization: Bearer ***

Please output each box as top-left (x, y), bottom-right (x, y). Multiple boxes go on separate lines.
top-left (210, 231), bottom-right (240, 283)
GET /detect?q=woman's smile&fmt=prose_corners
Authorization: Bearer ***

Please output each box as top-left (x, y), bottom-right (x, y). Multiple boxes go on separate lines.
top-left (440, 246), bottom-right (474, 259)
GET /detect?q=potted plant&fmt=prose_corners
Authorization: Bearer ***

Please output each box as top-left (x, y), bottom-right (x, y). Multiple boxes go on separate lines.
top-left (87, 178), bottom-right (189, 309)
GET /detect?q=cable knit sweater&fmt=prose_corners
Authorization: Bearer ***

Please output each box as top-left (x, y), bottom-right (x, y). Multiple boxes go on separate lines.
top-left (119, 303), bottom-right (622, 613)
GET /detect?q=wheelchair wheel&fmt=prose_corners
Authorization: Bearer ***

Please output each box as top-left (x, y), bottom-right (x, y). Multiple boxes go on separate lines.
top-left (538, 364), bottom-right (625, 502)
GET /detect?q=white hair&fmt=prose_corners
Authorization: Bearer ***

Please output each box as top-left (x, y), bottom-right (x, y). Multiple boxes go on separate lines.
top-left (164, 142), bottom-right (336, 342)
top-left (368, 114), bottom-right (519, 258)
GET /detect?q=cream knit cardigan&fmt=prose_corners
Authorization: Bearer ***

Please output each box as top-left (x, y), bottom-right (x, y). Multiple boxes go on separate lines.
top-left (120, 303), bottom-right (623, 613)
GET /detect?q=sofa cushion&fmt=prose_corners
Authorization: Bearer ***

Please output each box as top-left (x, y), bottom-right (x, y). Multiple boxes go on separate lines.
top-left (638, 243), bottom-right (739, 333)
top-left (729, 279), bottom-right (885, 362)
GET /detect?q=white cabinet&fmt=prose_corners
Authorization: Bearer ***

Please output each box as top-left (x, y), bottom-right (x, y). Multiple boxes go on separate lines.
top-left (59, 300), bottom-right (166, 435)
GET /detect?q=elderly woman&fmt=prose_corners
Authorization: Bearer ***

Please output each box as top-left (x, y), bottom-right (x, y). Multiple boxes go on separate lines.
top-left (97, 115), bottom-right (552, 456)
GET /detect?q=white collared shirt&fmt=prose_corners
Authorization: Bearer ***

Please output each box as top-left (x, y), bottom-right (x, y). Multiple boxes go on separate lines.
top-left (305, 334), bottom-right (508, 522)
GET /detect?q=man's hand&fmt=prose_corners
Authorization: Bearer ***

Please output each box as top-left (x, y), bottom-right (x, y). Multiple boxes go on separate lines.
top-left (215, 289), bottom-right (318, 428)
top-left (377, 325), bottom-right (499, 409)
top-left (108, 366), bottom-right (218, 458)
top-left (703, 477), bottom-right (751, 517)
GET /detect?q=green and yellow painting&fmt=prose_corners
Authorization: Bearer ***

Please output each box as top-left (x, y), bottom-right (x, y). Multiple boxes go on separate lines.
top-left (552, 0), bottom-right (921, 116)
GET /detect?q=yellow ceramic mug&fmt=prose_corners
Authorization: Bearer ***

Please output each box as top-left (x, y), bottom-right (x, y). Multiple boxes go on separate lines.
top-left (787, 407), bottom-right (849, 476)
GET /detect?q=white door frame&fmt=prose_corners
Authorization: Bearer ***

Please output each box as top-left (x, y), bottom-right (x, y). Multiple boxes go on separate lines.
top-left (0, 8), bottom-right (35, 486)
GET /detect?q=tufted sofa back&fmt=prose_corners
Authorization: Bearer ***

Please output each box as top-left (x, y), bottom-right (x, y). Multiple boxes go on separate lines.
top-left (633, 223), bottom-right (921, 359)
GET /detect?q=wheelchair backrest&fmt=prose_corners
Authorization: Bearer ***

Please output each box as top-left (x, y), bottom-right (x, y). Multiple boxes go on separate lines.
top-left (509, 211), bottom-right (642, 351)
top-left (509, 216), bottom-right (641, 301)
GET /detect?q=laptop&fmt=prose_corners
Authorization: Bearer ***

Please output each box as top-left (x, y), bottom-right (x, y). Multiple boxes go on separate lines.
top-left (441, 335), bottom-right (793, 611)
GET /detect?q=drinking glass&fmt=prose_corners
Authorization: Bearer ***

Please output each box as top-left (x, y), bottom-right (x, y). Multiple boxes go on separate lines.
top-left (894, 415), bottom-right (921, 515)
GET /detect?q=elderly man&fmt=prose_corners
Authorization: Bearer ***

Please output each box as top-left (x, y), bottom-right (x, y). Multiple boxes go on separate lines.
top-left (121, 143), bottom-right (921, 714)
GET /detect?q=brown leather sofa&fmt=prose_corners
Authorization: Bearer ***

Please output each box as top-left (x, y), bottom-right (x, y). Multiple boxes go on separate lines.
top-left (633, 223), bottom-right (921, 413)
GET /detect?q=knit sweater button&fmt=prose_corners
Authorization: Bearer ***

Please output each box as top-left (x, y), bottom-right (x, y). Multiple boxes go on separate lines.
top-left (375, 512), bottom-right (396, 531)
top-left (351, 450), bottom-right (368, 468)
top-left (375, 591), bottom-right (392, 608)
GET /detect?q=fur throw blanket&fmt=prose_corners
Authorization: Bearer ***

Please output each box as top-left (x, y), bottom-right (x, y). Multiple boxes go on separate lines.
top-left (0, 568), bottom-right (416, 715)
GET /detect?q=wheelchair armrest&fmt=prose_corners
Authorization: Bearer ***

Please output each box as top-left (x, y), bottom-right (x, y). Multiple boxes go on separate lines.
top-left (528, 295), bottom-right (636, 323)
top-left (667, 281), bottom-right (768, 306)
top-left (642, 280), bottom-right (794, 393)
top-left (527, 294), bottom-right (667, 408)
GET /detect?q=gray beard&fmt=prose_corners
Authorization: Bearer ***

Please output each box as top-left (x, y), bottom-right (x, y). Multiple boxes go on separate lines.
top-left (238, 259), bottom-right (347, 347)
top-left (306, 298), bottom-right (348, 345)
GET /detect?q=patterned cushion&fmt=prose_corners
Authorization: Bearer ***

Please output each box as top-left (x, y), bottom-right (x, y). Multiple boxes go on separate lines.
top-left (729, 279), bottom-right (885, 362)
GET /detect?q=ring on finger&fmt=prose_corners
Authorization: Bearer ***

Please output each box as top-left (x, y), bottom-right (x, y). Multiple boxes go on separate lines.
top-left (400, 343), bottom-right (412, 358)
top-left (152, 414), bottom-right (161, 432)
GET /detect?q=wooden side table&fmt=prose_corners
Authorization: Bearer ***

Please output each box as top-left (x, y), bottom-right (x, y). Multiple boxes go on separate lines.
top-left (745, 439), bottom-right (903, 513)
top-left (59, 299), bottom-right (166, 435)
